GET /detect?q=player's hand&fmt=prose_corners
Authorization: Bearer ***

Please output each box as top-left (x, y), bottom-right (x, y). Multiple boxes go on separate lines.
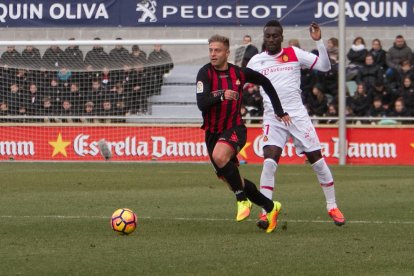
top-left (309, 22), bottom-right (322, 41)
top-left (276, 113), bottom-right (292, 126)
top-left (223, 89), bottom-right (239, 101)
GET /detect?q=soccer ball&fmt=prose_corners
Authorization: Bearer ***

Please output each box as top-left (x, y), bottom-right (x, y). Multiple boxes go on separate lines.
top-left (111, 208), bottom-right (137, 235)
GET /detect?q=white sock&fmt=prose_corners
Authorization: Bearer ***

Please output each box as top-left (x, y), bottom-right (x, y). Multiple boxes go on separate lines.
top-left (260, 158), bottom-right (277, 214)
top-left (311, 158), bottom-right (337, 211)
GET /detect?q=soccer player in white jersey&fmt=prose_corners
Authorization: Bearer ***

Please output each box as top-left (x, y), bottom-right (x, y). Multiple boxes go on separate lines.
top-left (247, 20), bottom-right (345, 230)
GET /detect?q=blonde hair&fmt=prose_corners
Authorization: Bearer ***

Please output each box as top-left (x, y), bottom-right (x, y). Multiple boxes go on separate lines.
top-left (208, 34), bottom-right (230, 49)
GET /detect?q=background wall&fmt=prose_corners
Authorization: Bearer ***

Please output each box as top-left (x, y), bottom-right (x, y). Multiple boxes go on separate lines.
top-left (0, 26), bottom-right (413, 65)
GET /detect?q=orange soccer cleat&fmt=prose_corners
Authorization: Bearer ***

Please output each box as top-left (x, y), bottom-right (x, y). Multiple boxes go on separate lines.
top-left (266, 201), bottom-right (282, 233)
top-left (328, 207), bottom-right (346, 226)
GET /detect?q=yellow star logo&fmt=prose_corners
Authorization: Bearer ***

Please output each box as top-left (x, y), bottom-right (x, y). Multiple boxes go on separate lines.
top-left (238, 142), bottom-right (251, 159)
top-left (411, 143), bottom-right (414, 149)
top-left (49, 133), bottom-right (71, 157)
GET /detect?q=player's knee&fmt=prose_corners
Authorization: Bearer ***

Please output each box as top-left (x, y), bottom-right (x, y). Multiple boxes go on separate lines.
top-left (263, 145), bottom-right (282, 163)
top-left (212, 152), bottom-right (229, 168)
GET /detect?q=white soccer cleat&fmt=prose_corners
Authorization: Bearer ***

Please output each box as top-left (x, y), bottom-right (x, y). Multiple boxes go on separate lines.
top-left (98, 139), bottom-right (112, 160)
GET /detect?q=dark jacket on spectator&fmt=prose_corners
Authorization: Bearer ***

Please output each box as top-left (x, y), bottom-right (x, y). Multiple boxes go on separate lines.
top-left (21, 47), bottom-right (42, 68)
top-left (356, 64), bottom-right (383, 89)
top-left (347, 47), bottom-right (368, 67)
top-left (369, 48), bottom-right (387, 70)
top-left (63, 46), bottom-right (84, 70)
top-left (352, 92), bottom-right (371, 116)
top-left (85, 47), bottom-right (110, 70)
top-left (386, 42), bottom-right (412, 70)
top-left (42, 46), bottom-right (64, 69)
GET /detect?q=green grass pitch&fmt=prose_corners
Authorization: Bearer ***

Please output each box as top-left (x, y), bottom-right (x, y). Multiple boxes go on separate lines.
top-left (0, 163), bottom-right (413, 275)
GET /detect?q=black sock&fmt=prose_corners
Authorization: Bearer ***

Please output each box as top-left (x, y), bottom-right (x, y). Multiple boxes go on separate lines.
top-left (217, 162), bottom-right (247, 201)
top-left (244, 178), bottom-right (274, 212)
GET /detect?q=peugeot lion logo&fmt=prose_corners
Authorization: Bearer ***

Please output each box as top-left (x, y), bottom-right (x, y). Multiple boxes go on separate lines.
top-left (136, 0), bottom-right (157, 23)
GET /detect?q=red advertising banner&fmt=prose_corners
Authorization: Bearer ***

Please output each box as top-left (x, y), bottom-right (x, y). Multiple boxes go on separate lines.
top-left (0, 125), bottom-right (413, 165)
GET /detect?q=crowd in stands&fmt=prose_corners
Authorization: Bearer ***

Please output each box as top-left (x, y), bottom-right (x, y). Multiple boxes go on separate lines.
top-left (0, 38), bottom-right (173, 122)
top-left (240, 34), bottom-right (414, 124)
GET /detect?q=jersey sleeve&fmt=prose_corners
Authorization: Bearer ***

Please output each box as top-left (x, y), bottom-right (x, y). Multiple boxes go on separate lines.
top-left (196, 66), bottom-right (223, 112)
top-left (293, 41), bottom-right (331, 72)
top-left (242, 67), bottom-right (285, 117)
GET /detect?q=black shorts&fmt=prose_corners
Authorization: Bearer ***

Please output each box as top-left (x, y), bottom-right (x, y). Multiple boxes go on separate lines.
top-left (205, 125), bottom-right (247, 173)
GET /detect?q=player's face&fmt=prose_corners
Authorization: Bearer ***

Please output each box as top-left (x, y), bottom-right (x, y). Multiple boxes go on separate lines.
top-left (209, 42), bottom-right (230, 70)
top-left (263, 26), bottom-right (283, 55)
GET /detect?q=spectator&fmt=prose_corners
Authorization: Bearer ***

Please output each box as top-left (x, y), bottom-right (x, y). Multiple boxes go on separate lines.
top-left (369, 39), bottom-right (387, 70)
top-left (385, 35), bottom-right (412, 80)
top-left (25, 83), bottom-right (43, 115)
top-left (13, 68), bottom-right (29, 87)
top-left (368, 80), bottom-right (395, 109)
top-left (86, 78), bottom-right (106, 109)
top-left (396, 59), bottom-right (414, 85)
top-left (327, 37), bottom-right (339, 64)
top-left (112, 83), bottom-right (129, 105)
top-left (21, 45), bottom-right (42, 68)
top-left (4, 83), bottom-right (23, 115)
top-left (45, 78), bottom-right (65, 108)
top-left (63, 38), bottom-right (84, 70)
top-left (130, 45), bottom-right (147, 66)
top-left (324, 103), bottom-right (338, 124)
top-left (80, 101), bottom-right (99, 123)
top-left (38, 97), bottom-right (56, 122)
top-left (148, 44), bottom-right (174, 76)
top-left (130, 62), bottom-right (150, 113)
top-left (351, 84), bottom-right (370, 117)
top-left (346, 36), bottom-right (368, 80)
top-left (307, 84), bottom-right (328, 117)
top-left (367, 96), bottom-right (386, 119)
top-left (99, 99), bottom-right (115, 123)
top-left (355, 54), bottom-right (384, 90)
top-left (398, 76), bottom-right (414, 113)
top-left (387, 97), bottom-right (411, 123)
top-left (234, 35), bottom-right (259, 67)
top-left (1, 46), bottom-right (21, 68)
top-left (57, 67), bottom-right (72, 83)
top-left (109, 38), bottom-right (131, 68)
top-left (148, 44), bottom-right (174, 95)
top-left (242, 83), bottom-right (263, 117)
top-left (42, 45), bottom-right (64, 69)
top-left (56, 99), bottom-right (75, 123)
top-left (114, 99), bottom-right (130, 117)
top-left (0, 101), bottom-right (9, 121)
top-left (116, 63), bottom-right (135, 91)
top-left (63, 82), bottom-right (84, 113)
top-left (84, 38), bottom-right (110, 70)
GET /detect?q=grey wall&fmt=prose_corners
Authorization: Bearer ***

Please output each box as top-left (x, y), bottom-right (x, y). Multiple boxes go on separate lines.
top-left (0, 26), bottom-right (413, 65)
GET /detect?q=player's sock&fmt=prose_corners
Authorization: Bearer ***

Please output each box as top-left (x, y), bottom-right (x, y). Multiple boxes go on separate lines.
top-left (312, 158), bottom-right (337, 211)
top-left (244, 178), bottom-right (274, 213)
top-left (260, 158), bottom-right (277, 213)
top-left (217, 161), bottom-right (247, 201)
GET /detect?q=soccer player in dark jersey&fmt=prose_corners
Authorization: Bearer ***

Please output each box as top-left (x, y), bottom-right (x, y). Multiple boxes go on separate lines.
top-left (196, 34), bottom-right (291, 233)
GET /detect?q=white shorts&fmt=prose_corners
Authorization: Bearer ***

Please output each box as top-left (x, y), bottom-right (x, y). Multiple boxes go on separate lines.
top-left (262, 113), bottom-right (321, 155)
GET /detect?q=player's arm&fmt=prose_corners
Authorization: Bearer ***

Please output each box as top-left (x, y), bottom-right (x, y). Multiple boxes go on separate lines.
top-left (243, 67), bottom-right (291, 124)
top-left (196, 68), bottom-right (224, 112)
top-left (308, 22), bottom-right (331, 72)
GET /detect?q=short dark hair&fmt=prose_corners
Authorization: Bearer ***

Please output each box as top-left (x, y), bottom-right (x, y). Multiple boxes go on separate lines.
top-left (208, 34), bottom-right (230, 49)
top-left (264, 20), bottom-right (283, 31)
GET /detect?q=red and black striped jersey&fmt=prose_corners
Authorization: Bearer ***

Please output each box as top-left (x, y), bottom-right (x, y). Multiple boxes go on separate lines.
top-left (196, 62), bottom-right (285, 133)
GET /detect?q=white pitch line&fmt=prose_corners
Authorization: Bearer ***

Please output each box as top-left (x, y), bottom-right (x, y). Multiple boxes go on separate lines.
top-left (1, 215), bottom-right (414, 225)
